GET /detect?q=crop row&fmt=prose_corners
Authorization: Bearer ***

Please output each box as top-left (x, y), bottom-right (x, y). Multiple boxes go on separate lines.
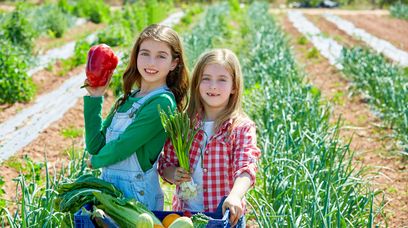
top-left (237, 3), bottom-right (378, 227)
top-left (341, 47), bottom-right (408, 152)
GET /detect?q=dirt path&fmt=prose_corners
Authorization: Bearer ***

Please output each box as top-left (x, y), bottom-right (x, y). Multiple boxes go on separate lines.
top-left (306, 15), bottom-right (367, 48)
top-left (340, 14), bottom-right (408, 52)
top-left (278, 12), bottom-right (408, 227)
top-left (270, 8), bottom-right (389, 16)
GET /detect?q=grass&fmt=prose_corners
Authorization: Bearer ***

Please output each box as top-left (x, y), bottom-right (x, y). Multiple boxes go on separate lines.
top-left (3, 156), bottom-right (24, 172)
top-left (306, 47), bottom-right (320, 59)
top-left (297, 35), bottom-right (308, 45)
top-left (331, 90), bottom-right (345, 105)
top-left (61, 126), bottom-right (83, 139)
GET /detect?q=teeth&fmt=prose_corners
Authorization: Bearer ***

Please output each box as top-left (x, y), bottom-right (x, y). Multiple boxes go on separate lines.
top-left (145, 69), bottom-right (158, 74)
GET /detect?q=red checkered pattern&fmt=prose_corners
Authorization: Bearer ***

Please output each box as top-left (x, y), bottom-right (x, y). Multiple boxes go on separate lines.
top-left (158, 117), bottom-right (261, 212)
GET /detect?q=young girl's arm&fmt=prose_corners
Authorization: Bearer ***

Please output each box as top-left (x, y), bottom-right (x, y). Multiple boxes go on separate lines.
top-left (223, 120), bottom-right (261, 226)
top-left (84, 80), bottom-right (115, 155)
top-left (222, 172), bottom-right (251, 226)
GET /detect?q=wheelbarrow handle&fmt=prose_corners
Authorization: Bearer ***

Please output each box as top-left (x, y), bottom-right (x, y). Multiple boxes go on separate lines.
top-left (222, 208), bottom-right (231, 226)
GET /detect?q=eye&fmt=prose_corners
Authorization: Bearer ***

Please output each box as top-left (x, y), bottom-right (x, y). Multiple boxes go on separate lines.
top-left (140, 52), bottom-right (149, 56)
top-left (159, 55), bottom-right (167, 59)
top-left (202, 77), bottom-right (210, 81)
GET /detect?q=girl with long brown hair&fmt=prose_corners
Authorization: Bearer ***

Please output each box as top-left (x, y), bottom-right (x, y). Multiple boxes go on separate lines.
top-left (83, 24), bottom-right (189, 211)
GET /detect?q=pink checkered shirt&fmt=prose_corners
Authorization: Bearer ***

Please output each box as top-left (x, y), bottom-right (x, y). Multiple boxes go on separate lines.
top-left (158, 116), bottom-right (261, 212)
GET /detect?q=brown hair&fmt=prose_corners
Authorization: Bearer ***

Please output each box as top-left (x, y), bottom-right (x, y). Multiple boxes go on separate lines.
top-left (115, 24), bottom-right (189, 111)
top-left (187, 49), bottom-right (247, 131)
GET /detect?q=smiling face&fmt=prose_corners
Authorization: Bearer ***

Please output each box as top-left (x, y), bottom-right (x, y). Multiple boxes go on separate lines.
top-left (136, 38), bottom-right (178, 89)
top-left (199, 63), bottom-right (235, 119)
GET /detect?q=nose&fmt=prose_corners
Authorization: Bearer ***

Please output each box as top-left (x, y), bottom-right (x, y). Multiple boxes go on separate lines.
top-left (209, 80), bottom-right (217, 90)
top-left (147, 56), bottom-right (155, 66)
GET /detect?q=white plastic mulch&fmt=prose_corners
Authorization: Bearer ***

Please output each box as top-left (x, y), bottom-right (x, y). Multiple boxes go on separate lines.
top-left (287, 11), bottom-right (344, 69)
top-left (323, 13), bottom-right (408, 67)
top-left (0, 11), bottom-right (185, 162)
top-left (0, 74), bottom-right (87, 161)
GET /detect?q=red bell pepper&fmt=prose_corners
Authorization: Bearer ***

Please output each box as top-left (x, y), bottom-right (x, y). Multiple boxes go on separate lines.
top-left (85, 44), bottom-right (119, 87)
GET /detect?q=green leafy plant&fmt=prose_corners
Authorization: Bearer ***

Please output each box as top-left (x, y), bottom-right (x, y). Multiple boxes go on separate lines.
top-left (73, 39), bottom-right (91, 66)
top-left (96, 22), bottom-right (132, 47)
top-left (45, 6), bottom-right (69, 38)
top-left (306, 47), bottom-right (320, 59)
top-left (1, 5), bottom-right (35, 51)
top-left (297, 35), bottom-right (308, 45)
top-left (341, 47), bottom-right (408, 149)
top-left (0, 39), bottom-right (36, 104)
top-left (73, 0), bottom-right (110, 24)
top-left (61, 126), bottom-right (83, 139)
top-left (57, 0), bottom-right (74, 14)
top-left (390, 2), bottom-right (408, 20)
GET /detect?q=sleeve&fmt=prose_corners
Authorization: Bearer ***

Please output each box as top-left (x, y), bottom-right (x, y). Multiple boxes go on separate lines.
top-left (83, 96), bottom-right (114, 155)
top-left (90, 95), bottom-right (175, 168)
top-left (157, 139), bottom-right (179, 184)
top-left (232, 121), bottom-right (261, 187)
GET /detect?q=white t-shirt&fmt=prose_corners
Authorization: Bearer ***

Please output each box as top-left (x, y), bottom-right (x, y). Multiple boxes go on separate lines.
top-left (184, 121), bottom-right (214, 211)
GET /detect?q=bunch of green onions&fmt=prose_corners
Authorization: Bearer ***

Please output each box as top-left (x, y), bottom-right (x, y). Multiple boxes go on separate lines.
top-left (159, 106), bottom-right (199, 172)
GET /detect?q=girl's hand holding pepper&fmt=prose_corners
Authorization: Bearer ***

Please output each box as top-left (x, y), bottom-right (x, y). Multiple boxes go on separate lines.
top-left (84, 78), bottom-right (111, 97)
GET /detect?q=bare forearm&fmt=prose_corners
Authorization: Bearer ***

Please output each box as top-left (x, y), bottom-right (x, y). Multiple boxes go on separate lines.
top-left (229, 172), bottom-right (252, 199)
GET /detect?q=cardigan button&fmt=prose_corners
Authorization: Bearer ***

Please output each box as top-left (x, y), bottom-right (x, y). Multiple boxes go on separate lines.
top-left (203, 168), bottom-right (208, 173)
top-left (139, 191), bottom-right (145, 196)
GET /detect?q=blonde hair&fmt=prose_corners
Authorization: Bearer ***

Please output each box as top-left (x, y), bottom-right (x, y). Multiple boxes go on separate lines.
top-left (187, 49), bottom-right (247, 131)
top-left (116, 24), bottom-right (189, 111)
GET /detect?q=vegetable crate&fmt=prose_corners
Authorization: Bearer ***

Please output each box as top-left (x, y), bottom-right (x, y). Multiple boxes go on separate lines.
top-left (74, 204), bottom-right (118, 228)
top-left (74, 204), bottom-right (233, 228)
top-left (153, 209), bottom-right (230, 228)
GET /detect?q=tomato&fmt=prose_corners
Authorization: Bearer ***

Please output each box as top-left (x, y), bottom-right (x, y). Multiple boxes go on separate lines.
top-left (85, 44), bottom-right (119, 87)
top-left (182, 210), bottom-right (192, 218)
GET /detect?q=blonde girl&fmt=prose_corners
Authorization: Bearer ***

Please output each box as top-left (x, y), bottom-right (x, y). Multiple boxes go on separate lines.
top-left (158, 49), bottom-right (261, 227)
top-left (84, 24), bottom-right (189, 211)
